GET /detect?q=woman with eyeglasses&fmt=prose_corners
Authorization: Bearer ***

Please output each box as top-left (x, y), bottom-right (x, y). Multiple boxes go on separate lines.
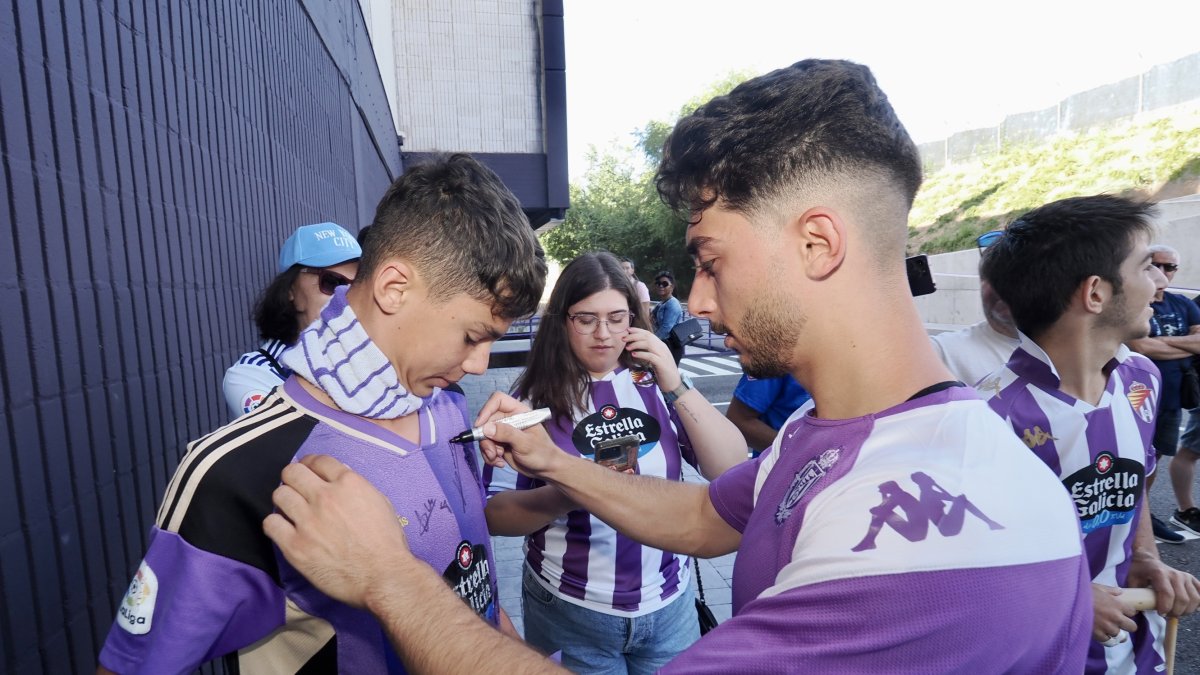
top-left (221, 222), bottom-right (361, 418)
top-left (651, 269), bottom-right (686, 364)
top-left (483, 251), bottom-right (746, 674)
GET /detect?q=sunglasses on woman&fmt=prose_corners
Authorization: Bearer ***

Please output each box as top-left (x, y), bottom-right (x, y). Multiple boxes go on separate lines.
top-left (303, 268), bottom-right (353, 295)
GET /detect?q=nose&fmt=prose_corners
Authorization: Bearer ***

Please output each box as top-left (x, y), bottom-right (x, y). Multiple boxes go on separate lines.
top-left (462, 342), bottom-right (491, 376)
top-left (687, 275), bottom-right (716, 319)
top-left (1151, 264), bottom-right (1169, 289)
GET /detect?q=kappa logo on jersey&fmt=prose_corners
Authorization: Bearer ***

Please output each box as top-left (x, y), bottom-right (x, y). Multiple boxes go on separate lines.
top-left (776, 448), bottom-right (841, 523)
top-left (1022, 426), bottom-right (1057, 449)
top-left (442, 541), bottom-right (496, 621)
top-left (1063, 452), bottom-right (1143, 533)
top-left (117, 561), bottom-right (158, 635)
top-left (1126, 382), bottom-right (1154, 423)
top-left (572, 406), bottom-right (662, 458)
top-left (978, 376), bottom-right (1003, 399)
top-left (242, 391), bottom-right (267, 413)
top-left (851, 472), bottom-right (1005, 552)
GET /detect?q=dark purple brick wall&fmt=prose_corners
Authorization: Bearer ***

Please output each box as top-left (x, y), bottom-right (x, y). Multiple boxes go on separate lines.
top-left (0, 0), bottom-right (399, 670)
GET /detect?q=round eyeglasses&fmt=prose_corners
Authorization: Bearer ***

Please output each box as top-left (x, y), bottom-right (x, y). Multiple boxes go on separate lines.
top-left (567, 311), bottom-right (631, 335)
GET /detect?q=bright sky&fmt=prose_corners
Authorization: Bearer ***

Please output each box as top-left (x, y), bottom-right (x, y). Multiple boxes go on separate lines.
top-left (563, 0), bottom-right (1200, 183)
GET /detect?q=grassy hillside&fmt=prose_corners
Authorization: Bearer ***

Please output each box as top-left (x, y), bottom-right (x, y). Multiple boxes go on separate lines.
top-left (907, 108), bottom-right (1200, 254)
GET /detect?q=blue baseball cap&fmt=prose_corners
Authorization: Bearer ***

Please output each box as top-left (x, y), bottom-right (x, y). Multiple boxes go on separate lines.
top-left (278, 222), bottom-right (362, 273)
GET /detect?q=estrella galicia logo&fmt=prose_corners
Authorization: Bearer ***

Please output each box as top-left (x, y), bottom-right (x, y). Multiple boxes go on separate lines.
top-left (851, 472), bottom-right (1004, 552)
top-left (1064, 452), bottom-right (1142, 533)
top-left (571, 406), bottom-right (661, 458)
top-left (443, 541), bottom-right (495, 621)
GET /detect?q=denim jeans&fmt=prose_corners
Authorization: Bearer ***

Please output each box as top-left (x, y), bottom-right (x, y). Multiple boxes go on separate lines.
top-left (1154, 407), bottom-right (1183, 457)
top-left (521, 566), bottom-right (700, 675)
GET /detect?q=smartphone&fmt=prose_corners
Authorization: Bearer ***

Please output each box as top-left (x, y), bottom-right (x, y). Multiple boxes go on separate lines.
top-left (593, 434), bottom-right (640, 472)
top-left (906, 254), bottom-right (937, 297)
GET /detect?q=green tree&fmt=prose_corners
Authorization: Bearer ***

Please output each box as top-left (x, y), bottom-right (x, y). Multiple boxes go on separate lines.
top-left (544, 71), bottom-right (756, 298)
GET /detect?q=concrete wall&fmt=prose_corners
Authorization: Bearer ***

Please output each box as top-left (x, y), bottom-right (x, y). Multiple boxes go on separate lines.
top-left (0, 1), bottom-right (398, 671)
top-left (920, 51), bottom-right (1200, 170)
top-left (916, 195), bottom-right (1200, 329)
top-left (389, 0), bottom-right (543, 154)
top-left (383, 0), bottom-right (569, 226)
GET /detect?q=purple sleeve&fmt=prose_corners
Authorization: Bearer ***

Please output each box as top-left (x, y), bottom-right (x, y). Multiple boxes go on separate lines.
top-left (707, 457), bottom-right (761, 532)
top-left (98, 528), bottom-right (286, 674)
top-left (662, 556), bottom-right (1090, 673)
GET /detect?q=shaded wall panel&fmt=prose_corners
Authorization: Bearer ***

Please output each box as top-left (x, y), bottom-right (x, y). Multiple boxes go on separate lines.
top-left (0, 0), bottom-right (399, 671)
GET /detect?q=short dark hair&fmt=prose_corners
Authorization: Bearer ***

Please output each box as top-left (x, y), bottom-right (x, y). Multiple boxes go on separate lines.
top-left (356, 224), bottom-right (373, 248)
top-left (655, 270), bottom-right (674, 283)
top-left (359, 154), bottom-right (547, 319)
top-left (980, 195), bottom-right (1156, 339)
top-left (655, 59), bottom-right (922, 219)
top-left (253, 267), bottom-right (305, 344)
top-left (515, 252), bottom-right (648, 420)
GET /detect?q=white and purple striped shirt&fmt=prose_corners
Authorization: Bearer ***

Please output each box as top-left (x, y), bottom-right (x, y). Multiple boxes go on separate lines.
top-left (982, 335), bottom-right (1166, 675)
top-left (484, 367), bottom-right (696, 617)
top-left (663, 385), bottom-right (1091, 673)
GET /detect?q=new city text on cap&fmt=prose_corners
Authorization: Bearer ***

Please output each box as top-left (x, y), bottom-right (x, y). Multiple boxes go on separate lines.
top-left (278, 222), bottom-right (362, 273)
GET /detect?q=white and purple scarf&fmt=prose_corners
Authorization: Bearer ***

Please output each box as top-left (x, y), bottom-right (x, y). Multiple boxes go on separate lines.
top-left (280, 286), bottom-right (425, 419)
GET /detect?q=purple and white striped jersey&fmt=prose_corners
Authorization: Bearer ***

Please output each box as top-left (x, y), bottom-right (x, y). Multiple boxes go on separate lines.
top-left (484, 367), bottom-right (697, 616)
top-left (663, 385), bottom-right (1091, 673)
top-left (981, 336), bottom-right (1166, 674)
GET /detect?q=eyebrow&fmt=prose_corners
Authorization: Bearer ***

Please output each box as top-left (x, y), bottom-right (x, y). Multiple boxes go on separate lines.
top-left (476, 324), bottom-right (505, 341)
top-left (686, 236), bottom-right (717, 258)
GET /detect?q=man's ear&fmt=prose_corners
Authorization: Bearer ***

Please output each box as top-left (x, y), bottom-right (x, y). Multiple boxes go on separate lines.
top-left (1079, 275), bottom-right (1110, 316)
top-left (371, 259), bottom-right (416, 316)
top-left (786, 207), bottom-right (846, 281)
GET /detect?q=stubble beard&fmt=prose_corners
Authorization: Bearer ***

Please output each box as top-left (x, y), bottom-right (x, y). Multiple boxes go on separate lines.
top-left (1098, 288), bottom-right (1151, 343)
top-left (734, 289), bottom-right (805, 380)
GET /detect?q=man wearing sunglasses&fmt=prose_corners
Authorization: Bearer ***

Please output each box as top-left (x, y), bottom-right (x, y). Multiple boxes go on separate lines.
top-left (222, 222), bottom-right (361, 418)
top-left (1128, 244), bottom-right (1200, 543)
top-left (97, 155), bottom-right (547, 674)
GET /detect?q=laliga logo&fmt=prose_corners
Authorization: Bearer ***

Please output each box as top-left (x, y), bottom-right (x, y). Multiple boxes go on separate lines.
top-left (1126, 382), bottom-right (1153, 423)
top-left (117, 561), bottom-right (158, 635)
top-left (242, 391), bottom-right (265, 413)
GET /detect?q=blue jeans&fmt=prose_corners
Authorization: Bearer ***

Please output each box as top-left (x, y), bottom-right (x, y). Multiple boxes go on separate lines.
top-left (1155, 407), bottom-right (1183, 457)
top-left (521, 566), bottom-right (700, 674)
